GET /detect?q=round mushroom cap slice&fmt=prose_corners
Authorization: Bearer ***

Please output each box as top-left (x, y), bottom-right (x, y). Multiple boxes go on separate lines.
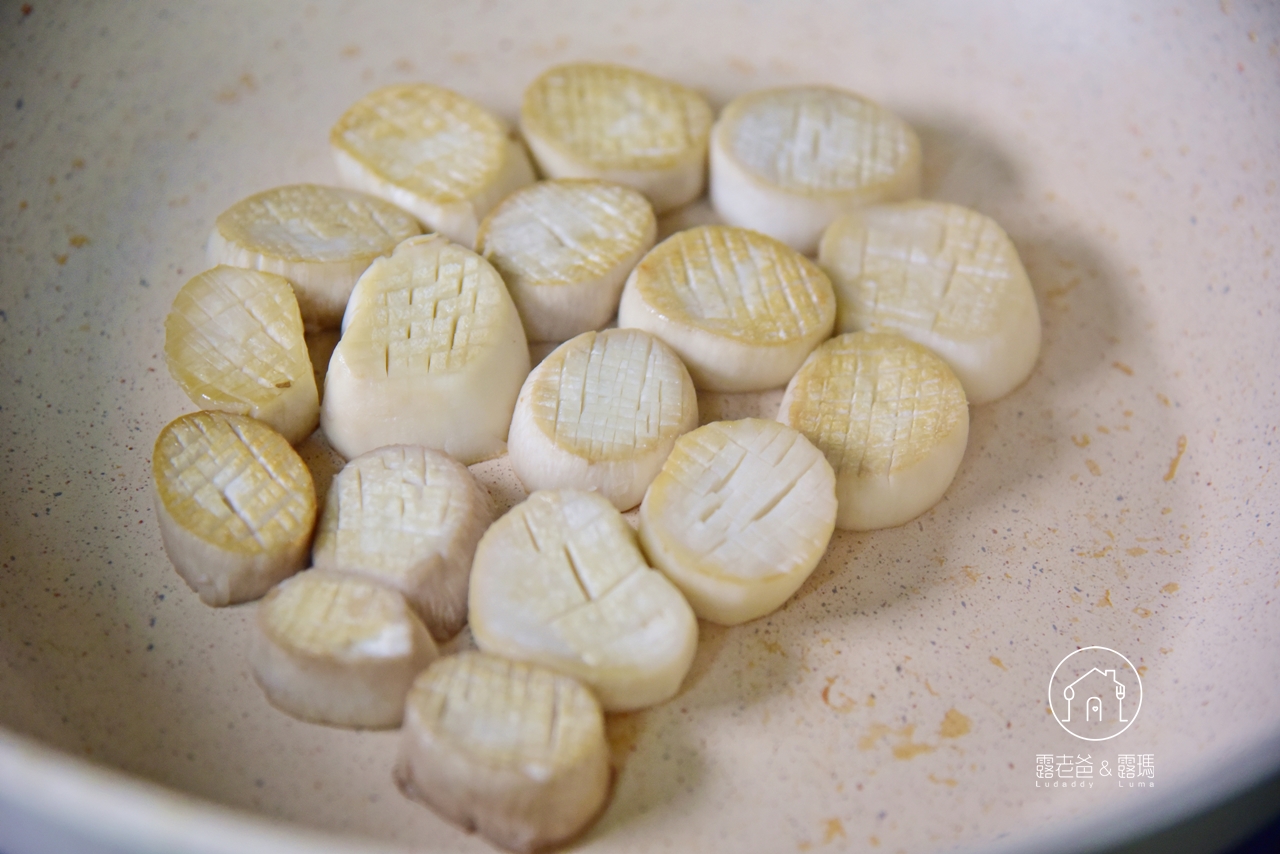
top-left (639, 418), bottom-right (837, 625)
top-left (818, 200), bottom-right (1041, 404)
top-left (507, 328), bottom-right (698, 511)
top-left (469, 489), bottom-right (698, 712)
top-left (165, 265), bottom-right (318, 445)
top-left (710, 85), bottom-right (922, 253)
top-left (520, 63), bottom-right (713, 213)
top-left (321, 234), bottom-right (531, 464)
top-left (396, 651), bottom-right (610, 854)
top-left (207, 184), bottom-right (422, 330)
top-left (475, 178), bottom-right (656, 343)
top-left (617, 224), bottom-right (836, 392)
top-left (152, 411), bottom-right (316, 606)
top-left (330, 83), bottom-right (535, 247)
top-left (311, 445), bottom-right (492, 641)
top-left (778, 332), bottom-right (969, 531)
top-left (251, 569), bottom-right (438, 729)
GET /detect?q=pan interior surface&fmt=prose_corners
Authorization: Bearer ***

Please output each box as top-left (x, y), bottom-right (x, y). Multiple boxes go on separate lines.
top-left (1, 3), bottom-right (1277, 853)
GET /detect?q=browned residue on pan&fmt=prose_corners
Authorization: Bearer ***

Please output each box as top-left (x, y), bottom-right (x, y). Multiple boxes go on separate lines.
top-left (1164, 435), bottom-right (1188, 481)
top-left (939, 708), bottom-right (971, 739)
top-left (820, 676), bottom-right (856, 713)
top-left (859, 722), bottom-right (936, 759)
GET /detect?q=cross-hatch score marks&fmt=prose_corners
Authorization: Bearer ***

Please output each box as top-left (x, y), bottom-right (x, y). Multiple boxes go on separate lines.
top-left (332, 84), bottom-right (509, 204)
top-left (786, 334), bottom-right (967, 477)
top-left (529, 330), bottom-right (693, 461)
top-left (215, 184), bottom-right (421, 262)
top-left (166, 267), bottom-right (308, 406)
top-left (840, 203), bottom-right (1020, 338)
top-left (635, 225), bottom-right (833, 344)
top-left (352, 245), bottom-right (502, 377)
top-left (726, 88), bottom-right (915, 193)
top-left (154, 412), bottom-right (314, 553)
top-left (326, 448), bottom-right (460, 572)
top-left (523, 65), bottom-right (713, 169)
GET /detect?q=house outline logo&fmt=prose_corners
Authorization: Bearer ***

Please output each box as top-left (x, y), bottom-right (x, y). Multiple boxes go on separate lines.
top-left (1048, 647), bottom-right (1142, 741)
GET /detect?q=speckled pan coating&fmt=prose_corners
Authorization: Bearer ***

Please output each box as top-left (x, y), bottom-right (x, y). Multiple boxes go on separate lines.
top-left (1, 4), bottom-right (1277, 854)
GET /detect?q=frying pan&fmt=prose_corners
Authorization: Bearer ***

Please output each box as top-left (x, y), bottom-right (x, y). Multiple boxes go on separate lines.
top-left (2, 2), bottom-right (1278, 852)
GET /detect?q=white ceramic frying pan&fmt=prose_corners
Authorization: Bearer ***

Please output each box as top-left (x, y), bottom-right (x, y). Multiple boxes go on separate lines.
top-left (2, 2), bottom-right (1277, 852)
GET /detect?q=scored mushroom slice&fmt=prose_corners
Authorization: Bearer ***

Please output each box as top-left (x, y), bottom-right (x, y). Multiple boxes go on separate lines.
top-left (321, 234), bottom-right (531, 464)
top-left (152, 411), bottom-right (316, 606)
top-left (818, 200), bottom-right (1042, 405)
top-left (396, 651), bottom-right (611, 854)
top-left (617, 224), bottom-right (836, 392)
top-left (207, 183), bottom-right (422, 331)
top-left (778, 331), bottom-right (969, 531)
top-left (311, 445), bottom-right (492, 642)
top-left (638, 418), bottom-right (837, 625)
top-left (330, 83), bottom-right (536, 247)
top-left (469, 489), bottom-right (698, 712)
top-left (164, 265), bottom-right (319, 445)
top-left (251, 569), bottom-right (438, 729)
top-left (507, 328), bottom-right (698, 511)
top-left (519, 62), bottom-right (714, 213)
top-left (475, 178), bottom-right (657, 343)
top-left (709, 85), bottom-right (922, 254)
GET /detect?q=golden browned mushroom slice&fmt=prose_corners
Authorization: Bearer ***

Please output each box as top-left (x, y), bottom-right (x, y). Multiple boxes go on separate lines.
top-left (251, 569), bottom-right (438, 728)
top-left (778, 331), bottom-right (969, 530)
top-left (311, 445), bottom-right (492, 641)
top-left (617, 225), bottom-right (836, 392)
top-left (165, 265), bottom-right (318, 445)
top-left (520, 63), bottom-right (713, 213)
top-left (396, 651), bottom-right (610, 853)
top-left (638, 418), bottom-right (836, 625)
top-left (152, 411), bottom-right (315, 606)
top-left (207, 184), bottom-right (422, 331)
top-left (330, 83), bottom-right (535, 247)
top-left (818, 201), bottom-right (1041, 404)
top-left (321, 234), bottom-right (530, 464)
top-left (709, 86), bottom-right (922, 254)
top-left (469, 489), bottom-right (697, 712)
top-left (507, 328), bottom-right (698, 510)
top-left (475, 179), bottom-right (656, 343)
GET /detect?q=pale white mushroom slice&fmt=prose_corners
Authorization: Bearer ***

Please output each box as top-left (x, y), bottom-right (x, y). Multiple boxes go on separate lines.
top-left (617, 225), bottom-right (836, 392)
top-left (396, 651), bottom-right (610, 854)
top-left (321, 235), bottom-right (531, 464)
top-left (164, 266), bottom-right (319, 445)
top-left (152, 411), bottom-right (316, 606)
top-left (475, 179), bottom-right (657, 342)
top-left (251, 569), bottom-right (438, 729)
top-left (519, 63), bottom-right (714, 213)
top-left (818, 201), bottom-right (1041, 404)
top-left (469, 489), bottom-right (698, 712)
top-left (507, 328), bottom-right (698, 511)
top-left (778, 332), bottom-right (969, 531)
top-left (638, 418), bottom-right (836, 625)
top-left (311, 445), bottom-right (492, 641)
top-left (330, 83), bottom-right (535, 247)
top-left (709, 86), bottom-right (922, 254)
top-left (207, 184), bottom-right (422, 331)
